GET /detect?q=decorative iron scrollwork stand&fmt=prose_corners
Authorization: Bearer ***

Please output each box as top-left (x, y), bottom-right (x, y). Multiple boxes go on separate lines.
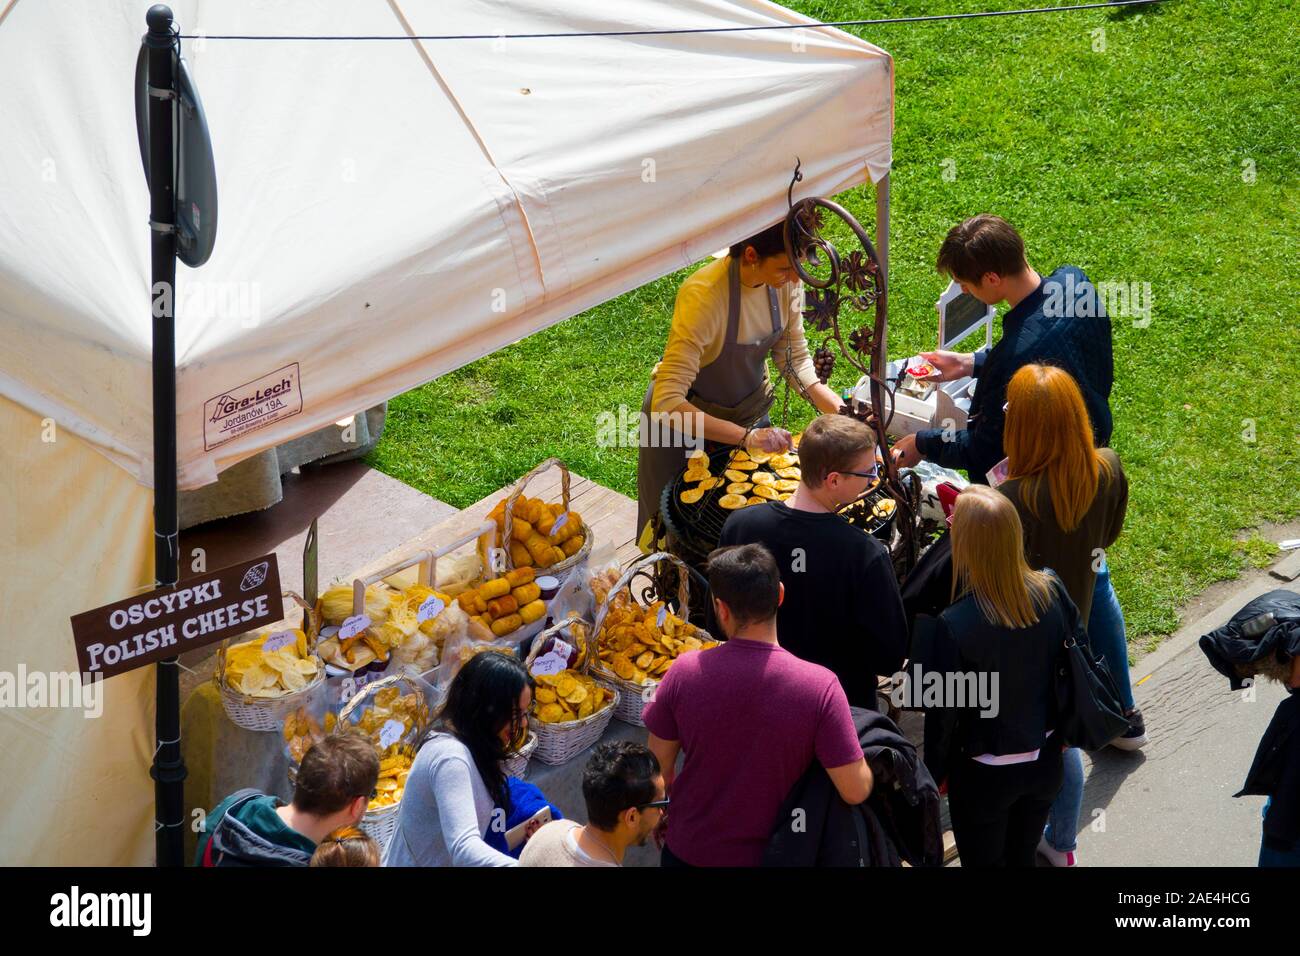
top-left (778, 161), bottom-right (923, 577)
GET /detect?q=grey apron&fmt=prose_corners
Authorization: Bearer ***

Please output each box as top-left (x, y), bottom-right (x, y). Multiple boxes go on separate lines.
top-left (636, 255), bottom-right (784, 534)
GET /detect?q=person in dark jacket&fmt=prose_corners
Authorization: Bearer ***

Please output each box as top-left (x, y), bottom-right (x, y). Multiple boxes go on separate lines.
top-left (891, 214), bottom-right (1113, 482)
top-left (893, 214), bottom-right (1144, 754)
top-left (720, 413), bottom-right (909, 709)
top-left (1200, 589), bottom-right (1300, 867)
top-left (764, 706), bottom-right (943, 867)
top-left (195, 734), bottom-right (379, 867)
top-left (920, 485), bottom-right (1082, 868)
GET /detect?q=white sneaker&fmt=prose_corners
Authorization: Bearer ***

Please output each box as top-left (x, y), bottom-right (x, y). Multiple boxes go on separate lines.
top-left (1038, 835), bottom-right (1077, 867)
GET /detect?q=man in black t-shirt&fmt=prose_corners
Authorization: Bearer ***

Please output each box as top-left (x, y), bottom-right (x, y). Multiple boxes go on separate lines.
top-left (719, 414), bottom-right (908, 709)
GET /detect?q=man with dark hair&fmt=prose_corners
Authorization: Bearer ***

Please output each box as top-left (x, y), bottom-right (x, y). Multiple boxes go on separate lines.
top-left (643, 543), bottom-right (873, 866)
top-left (720, 414), bottom-right (907, 708)
top-left (891, 214), bottom-right (1144, 753)
top-left (637, 220), bottom-right (845, 537)
top-left (519, 741), bottom-right (665, 867)
top-left (891, 213), bottom-right (1113, 484)
top-left (195, 734), bottom-right (380, 867)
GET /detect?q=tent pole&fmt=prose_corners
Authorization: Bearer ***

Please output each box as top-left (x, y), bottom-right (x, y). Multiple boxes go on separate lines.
top-left (875, 172), bottom-right (890, 336)
top-left (146, 3), bottom-right (186, 868)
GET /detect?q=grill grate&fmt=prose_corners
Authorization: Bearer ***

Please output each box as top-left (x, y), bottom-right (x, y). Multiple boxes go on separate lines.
top-left (659, 445), bottom-right (895, 571)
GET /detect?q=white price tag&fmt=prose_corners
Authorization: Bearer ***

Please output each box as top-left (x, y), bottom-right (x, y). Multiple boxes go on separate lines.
top-left (262, 630), bottom-right (297, 653)
top-left (656, 605), bottom-right (668, 628)
top-left (550, 511), bottom-right (570, 535)
top-left (417, 595), bottom-right (445, 623)
top-left (339, 677), bottom-right (357, 703)
top-left (319, 625), bottom-right (340, 638)
top-left (339, 614), bottom-right (371, 640)
top-left (531, 652), bottom-right (568, 677)
top-left (378, 718), bottom-right (405, 749)
top-left (531, 636), bottom-right (575, 677)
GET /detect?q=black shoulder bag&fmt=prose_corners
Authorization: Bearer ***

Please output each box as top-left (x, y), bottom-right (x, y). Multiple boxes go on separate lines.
top-left (1053, 585), bottom-right (1130, 751)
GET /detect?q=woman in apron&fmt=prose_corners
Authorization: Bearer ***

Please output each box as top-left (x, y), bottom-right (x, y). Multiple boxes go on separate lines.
top-left (636, 223), bottom-right (844, 539)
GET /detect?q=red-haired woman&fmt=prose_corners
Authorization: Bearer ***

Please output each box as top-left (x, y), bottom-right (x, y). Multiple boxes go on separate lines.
top-left (999, 363), bottom-right (1130, 866)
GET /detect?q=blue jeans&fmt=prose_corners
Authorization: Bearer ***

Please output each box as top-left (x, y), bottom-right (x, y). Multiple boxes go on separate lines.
top-left (1087, 561), bottom-right (1135, 712)
top-left (1259, 800), bottom-right (1300, 867)
top-left (1044, 561), bottom-right (1134, 853)
top-left (1044, 746), bottom-right (1085, 853)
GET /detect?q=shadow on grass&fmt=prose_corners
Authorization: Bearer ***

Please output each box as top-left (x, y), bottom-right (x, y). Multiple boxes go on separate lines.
top-left (1108, 0), bottom-right (1170, 22)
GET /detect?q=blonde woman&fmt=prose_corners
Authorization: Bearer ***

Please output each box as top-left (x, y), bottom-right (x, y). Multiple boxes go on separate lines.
top-left (1000, 364), bottom-right (1131, 867)
top-left (310, 826), bottom-right (380, 867)
top-left (922, 485), bottom-right (1087, 867)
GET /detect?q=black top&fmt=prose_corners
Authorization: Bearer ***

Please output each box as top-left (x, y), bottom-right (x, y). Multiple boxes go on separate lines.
top-left (915, 265), bottom-right (1114, 482)
top-left (919, 572), bottom-right (1081, 784)
top-left (718, 501), bottom-right (909, 709)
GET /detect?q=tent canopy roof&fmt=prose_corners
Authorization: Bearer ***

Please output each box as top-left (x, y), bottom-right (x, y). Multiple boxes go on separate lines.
top-left (0, 0), bottom-right (892, 490)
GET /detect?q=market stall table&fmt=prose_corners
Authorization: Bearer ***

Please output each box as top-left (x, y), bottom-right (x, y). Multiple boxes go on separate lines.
top-left (182, 468), bottom-right (651, 863)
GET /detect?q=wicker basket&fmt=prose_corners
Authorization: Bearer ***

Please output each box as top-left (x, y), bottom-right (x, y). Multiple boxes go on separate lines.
top-left (336, 673), bottom-right (435, 855)
top-left (359, 800), bottom-right (402, 855)
top-left (336, 673), bottom-right (435, 749)
top-left (490, 458), bottom-right (595, 578)
top-left (523, 620), bottom-right (619, 765)
top-left (217, 593), bottom-right (324, 732)
top-left (503, 731), bottom-right (538, 779)
top-left (589, 552), bottom-right (714, 728)
top-left (316, 521), bottom-right (498, 676)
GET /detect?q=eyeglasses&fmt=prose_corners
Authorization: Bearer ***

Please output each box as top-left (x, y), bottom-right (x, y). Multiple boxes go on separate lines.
top-left (836, 465), bottom-right (880, 481)
top-left (637, 798), bottom-right (670, 811)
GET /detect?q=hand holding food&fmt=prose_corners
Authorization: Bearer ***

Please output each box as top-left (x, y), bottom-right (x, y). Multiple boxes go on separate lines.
top-left (918, 349), bottom-right (974, 382)
top-left (745, 426), bottom-right (793, 454)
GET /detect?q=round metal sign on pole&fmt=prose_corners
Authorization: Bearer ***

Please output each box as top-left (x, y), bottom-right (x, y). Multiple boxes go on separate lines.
top-left (134, 38), bottom-right (218, 267)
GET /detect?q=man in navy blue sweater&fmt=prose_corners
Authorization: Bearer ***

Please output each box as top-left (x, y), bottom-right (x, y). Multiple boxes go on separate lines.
top-left (891, 214), bottom-right (1114, 483)
top-left (893, 215), bottom-right (1146, 785)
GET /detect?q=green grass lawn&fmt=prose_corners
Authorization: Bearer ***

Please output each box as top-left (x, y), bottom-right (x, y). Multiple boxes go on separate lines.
top-left (367, 0), bottom-right (1299, 649)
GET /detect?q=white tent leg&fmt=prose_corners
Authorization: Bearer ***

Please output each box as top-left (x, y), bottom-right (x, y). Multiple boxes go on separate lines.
top-left (876, 172), bottom-right (890, 349)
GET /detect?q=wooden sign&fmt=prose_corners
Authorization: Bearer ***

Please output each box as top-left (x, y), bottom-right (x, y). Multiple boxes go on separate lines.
top-left (69, 554), bottom-right (282, 680)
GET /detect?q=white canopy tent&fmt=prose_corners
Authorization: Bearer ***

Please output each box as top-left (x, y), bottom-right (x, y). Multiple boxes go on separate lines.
top-left (0, 0), bottom-right (892, 864)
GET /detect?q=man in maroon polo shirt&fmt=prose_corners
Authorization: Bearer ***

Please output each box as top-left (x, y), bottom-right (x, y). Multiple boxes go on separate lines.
top-left (643, 543), bottom-right (873, 866)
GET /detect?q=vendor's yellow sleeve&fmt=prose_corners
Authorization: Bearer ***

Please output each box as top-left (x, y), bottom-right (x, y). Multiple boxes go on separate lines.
top-left (650, 277), bottom-right (727, 413)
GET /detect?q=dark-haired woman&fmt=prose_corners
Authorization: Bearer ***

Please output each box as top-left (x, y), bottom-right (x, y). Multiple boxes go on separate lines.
top-left (383, 651), bottom-right (533, 866)
top-left (635, 223), bottom-right (844, 539)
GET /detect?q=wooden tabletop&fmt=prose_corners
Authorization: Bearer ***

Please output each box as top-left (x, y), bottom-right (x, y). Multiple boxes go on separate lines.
top-left (350, 467), bottom-right (644, 587)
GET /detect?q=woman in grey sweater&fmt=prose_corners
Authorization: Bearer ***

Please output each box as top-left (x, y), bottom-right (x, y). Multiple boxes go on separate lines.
top-left (384, 652), bottom-right (533, 866)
